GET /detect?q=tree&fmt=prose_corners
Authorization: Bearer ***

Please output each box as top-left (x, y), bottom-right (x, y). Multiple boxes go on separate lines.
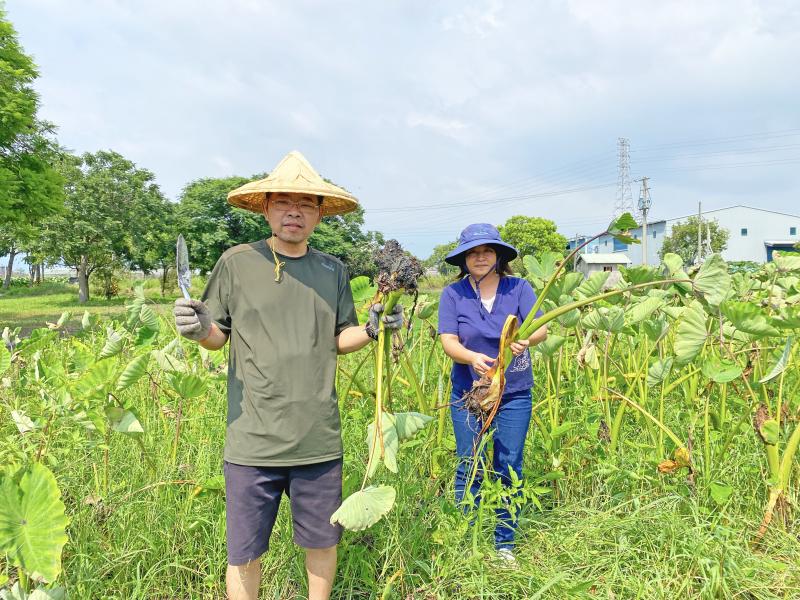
top-left (1, 10), bottom-right (64, 287)
top-left (176, 176), bottom-right (266, 275)
top-left (43, 151), bottom-right (165, 302)
top-left (659, 216), bottom-right (729, 266)
top-left (424, 241), bottom-right (458, 276)
top-left (126, 187), bottom-right (178, 295)
top-left (498, 216), bottom-right (567, 274)
top-left (310, 206), bottom-right (384, 278)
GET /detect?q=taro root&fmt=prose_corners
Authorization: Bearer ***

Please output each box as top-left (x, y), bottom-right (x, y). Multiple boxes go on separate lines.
top-left (462, 314), bottom-right (519, 434)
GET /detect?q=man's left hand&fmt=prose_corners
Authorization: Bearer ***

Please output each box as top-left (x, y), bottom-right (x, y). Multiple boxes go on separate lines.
top-left (369, 303), bottom-right (404, 331)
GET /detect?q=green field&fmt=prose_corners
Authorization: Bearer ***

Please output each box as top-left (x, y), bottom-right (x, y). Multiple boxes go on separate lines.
top-left (2, 254), bottom-right (800, 599)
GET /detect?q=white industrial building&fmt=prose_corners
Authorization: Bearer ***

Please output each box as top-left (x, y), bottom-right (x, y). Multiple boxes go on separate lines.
top-left (573, 205), bottom-right (799, 265)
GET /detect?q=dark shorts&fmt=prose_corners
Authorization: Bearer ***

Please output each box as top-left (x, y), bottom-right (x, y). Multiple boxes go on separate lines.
top-left (223, 458), bottom-right (343, 566)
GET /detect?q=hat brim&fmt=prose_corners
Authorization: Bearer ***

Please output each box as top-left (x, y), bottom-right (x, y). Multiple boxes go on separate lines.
top-left (445, 240), bottom-right (518, 266)
top-left (227, 186), bottom-right (358, 217)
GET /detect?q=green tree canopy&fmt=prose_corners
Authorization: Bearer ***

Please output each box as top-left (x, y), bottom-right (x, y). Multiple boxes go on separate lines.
top-left (659, 216), bottom-right (729, 266)
top-left (423, 241), bottom-right (458, 276)
top-left (1, 10), bottom-right (64, 286)
top-left (176, 176), bottom-right (269, 275)
top-left (43, 151), bottom-right (167, 302)
top-left (498, 216), bottom-right (567, 272)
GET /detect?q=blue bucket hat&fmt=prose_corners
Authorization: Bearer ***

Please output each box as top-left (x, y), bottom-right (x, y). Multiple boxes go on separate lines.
top-left (445, 223), bottom-right (518, 266)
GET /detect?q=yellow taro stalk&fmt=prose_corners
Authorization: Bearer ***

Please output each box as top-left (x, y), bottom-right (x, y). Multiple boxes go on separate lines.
top-left (462, 314), bottom-right (519, 435)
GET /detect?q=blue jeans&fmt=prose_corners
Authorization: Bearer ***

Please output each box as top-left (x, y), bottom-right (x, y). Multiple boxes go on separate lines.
top-left (450, 388), bottom-right (532, 550)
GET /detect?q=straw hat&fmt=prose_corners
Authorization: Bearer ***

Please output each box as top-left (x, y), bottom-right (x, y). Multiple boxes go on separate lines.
top-left (227, 151), bottom-right (359, 216)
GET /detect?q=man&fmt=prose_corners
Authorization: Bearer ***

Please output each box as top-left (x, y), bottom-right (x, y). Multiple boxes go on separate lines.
top-left (173, 151), bottom-right (401, 600)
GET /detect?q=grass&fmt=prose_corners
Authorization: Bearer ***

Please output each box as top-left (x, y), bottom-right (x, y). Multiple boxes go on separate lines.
top-left (0, 280), bottom-right (180, 335)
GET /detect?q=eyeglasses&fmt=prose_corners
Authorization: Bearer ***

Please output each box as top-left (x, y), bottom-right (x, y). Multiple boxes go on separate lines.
top-left (269, 198), bottom-right (321, 215)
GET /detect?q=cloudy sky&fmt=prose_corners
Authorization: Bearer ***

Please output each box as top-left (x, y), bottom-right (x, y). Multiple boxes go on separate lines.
top-left (7, 0), bottom-right (800, 256)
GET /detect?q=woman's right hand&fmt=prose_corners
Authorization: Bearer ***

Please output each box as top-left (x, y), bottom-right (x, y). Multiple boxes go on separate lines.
top-left (470, 352), bottom-right (496, 377)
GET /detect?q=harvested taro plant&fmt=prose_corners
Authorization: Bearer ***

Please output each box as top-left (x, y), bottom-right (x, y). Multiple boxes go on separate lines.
top-left (330, 240), bottom-right (433, 531)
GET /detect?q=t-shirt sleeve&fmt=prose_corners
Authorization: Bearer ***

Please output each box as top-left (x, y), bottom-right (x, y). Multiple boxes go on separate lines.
top-left (518, 279), bottom-right (543, 321)
top-left (201, 256), bottom-right (232, 334)
top-left (437, 287), bottom-right (459, 335)
top-left (335, 266), bottom-right (359, 336)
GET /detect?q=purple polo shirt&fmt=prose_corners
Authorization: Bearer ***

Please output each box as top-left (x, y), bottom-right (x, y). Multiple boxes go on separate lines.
top-left (438, 276), bottom-right (542, 397)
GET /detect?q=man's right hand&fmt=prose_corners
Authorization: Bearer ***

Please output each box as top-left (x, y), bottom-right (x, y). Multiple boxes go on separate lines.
top-left (174, 299), bottom-right (212, 342)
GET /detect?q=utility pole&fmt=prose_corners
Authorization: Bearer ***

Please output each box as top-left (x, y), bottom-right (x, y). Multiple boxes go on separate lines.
top-left (697, 201), bottom-right (703, 264)
top-left (638, 177), bottom-right (651, 266)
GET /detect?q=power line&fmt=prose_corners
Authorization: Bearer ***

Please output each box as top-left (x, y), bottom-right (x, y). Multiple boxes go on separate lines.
top-left (368, 182), bottom-right (616, 214)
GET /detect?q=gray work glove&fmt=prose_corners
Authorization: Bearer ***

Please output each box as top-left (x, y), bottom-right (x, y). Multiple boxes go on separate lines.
top-left (173, 298), bottom-right (212, 342)
top-left (369, 303), bottom-right (404, 331)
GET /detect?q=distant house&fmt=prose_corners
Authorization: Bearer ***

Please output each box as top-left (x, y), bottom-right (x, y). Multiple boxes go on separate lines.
top-left (584, 205), bottom-right (800, 265)
top-left (576, 253), bottom-right (631, 278)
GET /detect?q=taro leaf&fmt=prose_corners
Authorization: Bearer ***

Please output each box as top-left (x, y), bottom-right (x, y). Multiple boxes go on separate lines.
top-left (582, 306), bottom-right (624, 333)
top-left (167, 372), bottom-right (207, 399)
top-left (523, 252), bottom-right (561, 286)
top-left (98, 328), bottom-right (125, 360)
top-left (329, 485), bottom-right (396, 531)
top-left (608, 212), bottom-right (638, 234)
top-left (416, 298), bottom-right (439, 320)
top-left (774, 307), bottom-right (800, 330)
top-left (607, 213), bottom-right (639, 245)
top-left (625, 295), bottom-right (666, 325)
top-left (11, 410), bottom-right (36, 434)
top-left (674, 301), bottom-right (708, 367)
top-left (116, 353), bottom-right (151, 391)
top-left (621, 265), bottom-right (658, 286)
top-left (557, 309), bottom-right (580, 329)
top-left (701, 356), bottom-right (743, 384)
top-left (551, 272), bottom-right (584, 299)
top-left (104, 406), bottom-right (144, 436)
top-left (28, 586), bottom-right (68, 599)
top-left (575, 271), bottom-right (611, 300)
top-left (393, 412), bottom-right (434, 441)
top-left (0, 345), bottom-right (11, 376)
top-left (139, 304), bottom-right (160, 332)
top-left (759, 419), bottom-right (780, 445)
top-left (72, 359), bottom-right (117, 401)
top-left (647, 357), bottom-right (673, 388)
top-left (536, 334), bottom-right (566, 357)
top-left (46, 311), bottom-right (71, 330)
top-left (661, 306), bottom-right (686, 320)
top-left (366, 412), bottom-right (398, 477)
top-left (694, 254), bottom-right (731, 307)
top-left (81, 310), bottom-right (92, 329)
top-left (759, 337), bottom-right (793, 384)
top-left (350, 276), bottom-right (376, 305)
top-left (774, 252), bottom-right (800, 273)
top-left (125, 295), bottom-right (146, 330)
top-left (0, 463), bottom-right (69, 583)
top-left (642, 316), bottom-right (668, 342)
top-left (661, 253), bottom-right (684, 275)
top-left (151, 349), bottom-right (186, 373)
top-left (134, 327), bottom-right (159, 347)
top-left (710, 482), bottom-right (733, 506)
top-left (577, 341), bottom-right (600, 370)
top-left (720, 301), bottom-right (779, 337)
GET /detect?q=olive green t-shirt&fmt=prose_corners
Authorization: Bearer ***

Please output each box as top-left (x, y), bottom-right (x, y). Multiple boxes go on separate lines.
top-left (201, 240), bottom-right (359, 466)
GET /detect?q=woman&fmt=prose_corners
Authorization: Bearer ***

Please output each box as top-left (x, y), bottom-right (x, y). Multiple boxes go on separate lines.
top-left (437, 223), bottom-right (548, 562)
